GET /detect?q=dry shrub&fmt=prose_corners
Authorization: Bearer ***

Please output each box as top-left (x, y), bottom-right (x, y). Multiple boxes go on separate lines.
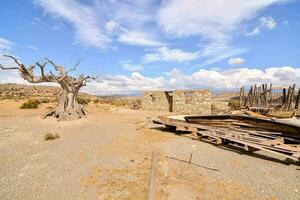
top-left (228, 99), bottom-right (240, 110)
top-left (38, 98), bottom-right (50, 103)
top-left (44, 133), bottom-right (60, 141)
top-left (77, 97), bottom-right (91, 105)
top-left (20, 99), bottom-right (40, 109)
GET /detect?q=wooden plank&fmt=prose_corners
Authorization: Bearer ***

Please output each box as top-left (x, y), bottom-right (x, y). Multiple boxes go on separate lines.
top-left (245, 110), bottom-right (268, 118)
top-left (155, 116), bottom-right (300, 162)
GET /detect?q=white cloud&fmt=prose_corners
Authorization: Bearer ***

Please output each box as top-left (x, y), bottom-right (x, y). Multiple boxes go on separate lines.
top-left (0, 37), bottom-right (26, 84)
top-left (158, 0), bottom-right (285, 63)
top-left (144, 47), bottom-right (199, 63)
top-left (31, 0), bottom-right (290, 65)
top-left (81, 66), bottom-right (300, 95)
top-left (33, 0), bottom-right (160, 48)
top-left (118, 30), bottom-right (164, 47)
top-left (228, 57), bottom-right (245, 65)
top-left (2, 58), bottom-right (300, 95)
top-left (0, 70), bottom-right (26, 84)
top-left (244, 27), bottom-right (261, 36)
top-left (200, 41), bottom-right (247, 65)
top-left (105, 21), bottom-right (117, 32)
top-left (33, 0), bottom-right (112, 48)
top-left (122, 63), bottom-right (143, 71)
top-left (0, 37), bottom-right (14, 51)
top-left (245, 16), bottom-right (277, 36)
top-left (159, 0), bottom-right (283, 39)
top-left (83, 72), bottom-right (166, 95)
top-left (260, 16), bottom-right (277, 30)
top-left (32, 0), bottom-right (289, 65)
top-left (0, 37), bottom-right (18, 68)
top-left (26, 45), bottom-right (38, 50)
top-left (120, 60), bottom-right (144, 71)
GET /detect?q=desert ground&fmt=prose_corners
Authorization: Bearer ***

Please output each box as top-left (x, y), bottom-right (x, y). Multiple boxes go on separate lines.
top-left (0, 99), bottom-right (300, 200)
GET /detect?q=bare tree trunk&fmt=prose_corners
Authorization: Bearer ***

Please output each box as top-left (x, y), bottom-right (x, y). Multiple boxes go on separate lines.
top-left (1, 55), bottom-right (95, 121)
top-left (43, 87), bottom-right (85, 121)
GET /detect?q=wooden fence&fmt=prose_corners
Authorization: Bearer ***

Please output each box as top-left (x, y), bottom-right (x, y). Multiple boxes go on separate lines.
top-left (240, 84), bottom-right (300, 115)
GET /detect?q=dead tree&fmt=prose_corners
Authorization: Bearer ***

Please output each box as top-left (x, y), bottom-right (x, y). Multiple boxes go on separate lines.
top-left (0, 55), bottom-right (95, 121)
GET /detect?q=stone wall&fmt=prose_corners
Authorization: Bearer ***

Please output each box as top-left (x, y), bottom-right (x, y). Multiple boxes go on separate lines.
top-left (172, 90), bottom-right (211, 115)
top-left (141, 91), bottom-right (171, 112)
top-left (142, 89), bottom-right (211, 114)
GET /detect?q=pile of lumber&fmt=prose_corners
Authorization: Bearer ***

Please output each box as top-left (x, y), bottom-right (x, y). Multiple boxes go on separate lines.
top-left (154, 114), bottom-right (300, 162)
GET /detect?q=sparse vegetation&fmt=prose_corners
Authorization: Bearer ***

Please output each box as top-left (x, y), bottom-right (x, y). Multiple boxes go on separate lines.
top-left (93, 98), bottom-right (99, 103)
top-left (19, 98), bottom-right (52, 109)
top-left (77, 97), bottom-right (91, 105)
top-left (20, 99), bottom-right (41, 109)
top-left (38, 98), bottom-right (50, 103)
top-left (228, 99), bottom-right (240, 110)
top-left (44, 133), bottom-right (60, 141)
top-left (95, 97), bottom-right (141, 108)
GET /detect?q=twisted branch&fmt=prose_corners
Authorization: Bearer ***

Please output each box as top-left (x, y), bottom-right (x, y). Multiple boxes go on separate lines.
top-left (0, 55), bottom-right (93, 86)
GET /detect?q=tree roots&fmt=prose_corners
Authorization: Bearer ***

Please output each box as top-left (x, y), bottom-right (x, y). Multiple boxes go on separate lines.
top-left (42, 106), bottom-right (86, 121)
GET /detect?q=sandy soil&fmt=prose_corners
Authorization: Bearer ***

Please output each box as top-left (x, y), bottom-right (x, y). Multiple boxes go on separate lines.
top-left (0, 99), bottom-right (299, 200)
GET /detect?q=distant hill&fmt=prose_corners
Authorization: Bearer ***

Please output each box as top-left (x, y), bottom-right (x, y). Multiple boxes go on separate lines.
top-left (0, 83), bottom-right (93, 99)
top-left (211, 92), bottom-right (239, 101)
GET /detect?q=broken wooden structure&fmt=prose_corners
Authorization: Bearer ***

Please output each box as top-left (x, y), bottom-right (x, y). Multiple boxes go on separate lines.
top-left (240, 84), bottom-right (300, 117)
top-left (153, 114), bottom-right (300, 162)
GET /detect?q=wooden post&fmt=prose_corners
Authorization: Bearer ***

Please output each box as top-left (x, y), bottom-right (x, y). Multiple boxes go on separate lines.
top-left (282, 88), bottom-right (286, 110)
top-left (239, 86), bottom-right (243, 107)
top-left (241, 86), bottom-right (245, 107)
top-left (253, 85), bottom-right (257, 107)
top-left (295, 89), bottom-right (300, 110)
top-left (247, 86), bottom-right (253, 107)
top-left (148, 153), bottom-right (157, 200)
top-left (288, 84), bottom-right (295, 111)
top-left (268, 84), bottom-right (272, 107)
top-left (188, 153), bottom-right (193, 164)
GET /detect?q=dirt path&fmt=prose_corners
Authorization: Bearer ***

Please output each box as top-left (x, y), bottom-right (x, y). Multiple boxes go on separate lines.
top-left (0, 100), bottom-right (299, 200)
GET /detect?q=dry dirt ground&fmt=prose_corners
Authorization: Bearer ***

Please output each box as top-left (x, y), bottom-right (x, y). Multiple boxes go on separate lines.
top-left (0, 99), bottom-right (299, 200)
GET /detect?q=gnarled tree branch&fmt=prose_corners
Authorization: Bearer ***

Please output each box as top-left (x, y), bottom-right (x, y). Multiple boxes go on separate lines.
top-left (0, 55), bottom-right (95, 121)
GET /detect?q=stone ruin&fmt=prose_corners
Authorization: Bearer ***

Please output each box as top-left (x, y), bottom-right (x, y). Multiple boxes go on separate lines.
top-left (142, 90), bottom-right (211, 115)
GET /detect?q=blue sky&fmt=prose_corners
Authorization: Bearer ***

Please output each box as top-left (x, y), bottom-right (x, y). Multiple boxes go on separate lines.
top-left (0, 0), bottom-right (300, 94)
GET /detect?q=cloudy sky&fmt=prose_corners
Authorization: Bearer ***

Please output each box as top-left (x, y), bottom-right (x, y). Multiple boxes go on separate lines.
top-left (0, 0), bottom-right (300, 94)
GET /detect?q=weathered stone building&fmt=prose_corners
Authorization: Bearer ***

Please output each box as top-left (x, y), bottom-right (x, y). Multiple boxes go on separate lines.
top-left (142, 90), bottom-right (211, 114)
top-left (141, 91), bottom-right (172, 112)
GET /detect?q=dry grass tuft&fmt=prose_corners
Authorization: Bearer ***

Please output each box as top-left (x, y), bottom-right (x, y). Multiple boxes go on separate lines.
top-left (44, 133), bottom-right (60, 141)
